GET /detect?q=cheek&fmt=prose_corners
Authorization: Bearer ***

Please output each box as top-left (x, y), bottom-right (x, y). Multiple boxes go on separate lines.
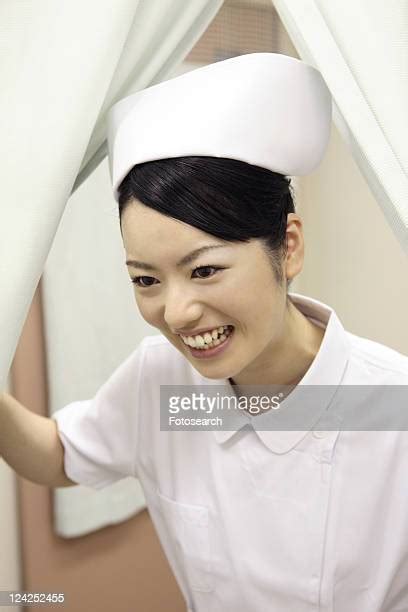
top-left (134, 296), bottom-right (158, 326)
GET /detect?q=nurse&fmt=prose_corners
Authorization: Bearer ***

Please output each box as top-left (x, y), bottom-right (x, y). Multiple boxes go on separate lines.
top-left (1, 53), bottom-right (408, 611)
top-left (110, 52), bottom-right (331, 395)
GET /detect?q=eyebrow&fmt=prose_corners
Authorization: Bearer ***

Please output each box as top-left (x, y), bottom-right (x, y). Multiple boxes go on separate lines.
top-left (126, 245), bottom-right (228, 272)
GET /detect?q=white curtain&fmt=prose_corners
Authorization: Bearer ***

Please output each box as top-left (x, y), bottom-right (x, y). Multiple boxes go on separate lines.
top-left (273, 0), bottom-right (408, 257)
top-left (0, 0), bottom-right (223, 388)
top-left (0, 0), bottom-right (223, 537)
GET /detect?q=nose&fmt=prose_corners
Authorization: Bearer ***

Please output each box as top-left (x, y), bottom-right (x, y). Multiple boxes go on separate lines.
top-left (163, 288), bottom-right (203, 333)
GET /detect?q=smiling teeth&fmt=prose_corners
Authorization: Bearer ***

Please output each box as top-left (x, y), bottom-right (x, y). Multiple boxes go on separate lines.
top-left (204, 334), bottom-right (226, 349)
top-left (181, 325), bottom-right (232, 348)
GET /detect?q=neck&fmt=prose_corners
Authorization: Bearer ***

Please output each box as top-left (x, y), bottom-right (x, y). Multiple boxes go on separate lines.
top-left (229, 297), bottom-right (325, 393)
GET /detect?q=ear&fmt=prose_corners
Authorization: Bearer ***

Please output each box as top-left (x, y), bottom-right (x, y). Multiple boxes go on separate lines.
top-left (284, 213), bottom-right (304, 281)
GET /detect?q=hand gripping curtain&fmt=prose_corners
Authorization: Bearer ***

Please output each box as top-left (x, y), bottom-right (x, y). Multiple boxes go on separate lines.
top-left (0, 0), bottom-right (223, 537)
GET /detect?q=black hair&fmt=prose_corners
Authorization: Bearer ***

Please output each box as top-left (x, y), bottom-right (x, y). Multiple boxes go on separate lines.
top-left (117, 156), bottom-right (295, 287)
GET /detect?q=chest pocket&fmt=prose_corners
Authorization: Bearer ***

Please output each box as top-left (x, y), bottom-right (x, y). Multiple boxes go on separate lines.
top-left (156, 489), bottom-right (214, 593)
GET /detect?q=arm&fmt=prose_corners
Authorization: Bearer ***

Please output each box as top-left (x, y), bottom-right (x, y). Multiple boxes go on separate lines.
top-left (0, 391), bottom-right (76, 487)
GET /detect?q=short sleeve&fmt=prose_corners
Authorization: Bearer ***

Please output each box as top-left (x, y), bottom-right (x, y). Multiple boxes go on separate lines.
top-left (51, 338), bottom-right (147, 490)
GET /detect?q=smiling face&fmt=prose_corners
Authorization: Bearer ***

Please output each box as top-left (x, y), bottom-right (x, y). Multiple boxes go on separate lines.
top-left (121, 199), bottom-right (309, 384)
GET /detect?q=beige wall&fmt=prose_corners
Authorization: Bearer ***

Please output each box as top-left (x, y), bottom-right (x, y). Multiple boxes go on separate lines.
top-left (294, 121), bottom-right (408, 355)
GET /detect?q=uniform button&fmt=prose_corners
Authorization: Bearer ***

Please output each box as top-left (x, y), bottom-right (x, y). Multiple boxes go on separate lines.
top-left (313, 430), bottom-right (326, 439)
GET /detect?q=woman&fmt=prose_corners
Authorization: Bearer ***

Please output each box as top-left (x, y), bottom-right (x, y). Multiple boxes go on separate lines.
top-left (2, 53), bottom-right (408, 611)
top-left (119, 155), bottom-right (325, 392)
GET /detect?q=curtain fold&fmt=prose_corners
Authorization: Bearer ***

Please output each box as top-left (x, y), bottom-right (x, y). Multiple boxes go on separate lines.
top-left (273, 0), bottom-right (408, 257)
top-left (0, 0), bottom-right (223, 536)
top-left (0, 0), bottom-right (223, 387)
top-left (0, 0), bottom-right (136, 387)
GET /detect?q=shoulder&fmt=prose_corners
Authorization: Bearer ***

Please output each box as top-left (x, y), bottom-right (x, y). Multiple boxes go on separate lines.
top-left (135, 333), bottom-right (198, 382)
top-left (128, 333), bottom-right (175, 358)
top-left (345, 331), bottom-right (408, 383)
top-left (139, 333), bottom-right (183, 360)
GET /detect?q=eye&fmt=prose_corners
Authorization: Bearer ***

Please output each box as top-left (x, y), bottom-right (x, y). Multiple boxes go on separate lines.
top-left (130, 275), bottom-right (157, 288)
top-left (130, 265), bottom-right (224, 288)
top-left (192, 265), bottom-right (224, 279)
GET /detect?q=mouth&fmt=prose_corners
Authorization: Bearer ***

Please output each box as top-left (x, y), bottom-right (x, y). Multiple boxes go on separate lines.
top-left (181, 325), bottom-right (235, 359)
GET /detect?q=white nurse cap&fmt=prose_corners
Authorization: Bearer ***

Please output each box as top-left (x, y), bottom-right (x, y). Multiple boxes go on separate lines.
top-left (107, 52), bottom-right (332, 203)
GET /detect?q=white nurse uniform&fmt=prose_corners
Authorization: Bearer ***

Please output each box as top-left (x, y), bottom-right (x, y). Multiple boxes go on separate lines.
top-left (52, 292), bottom-right (408, 612)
